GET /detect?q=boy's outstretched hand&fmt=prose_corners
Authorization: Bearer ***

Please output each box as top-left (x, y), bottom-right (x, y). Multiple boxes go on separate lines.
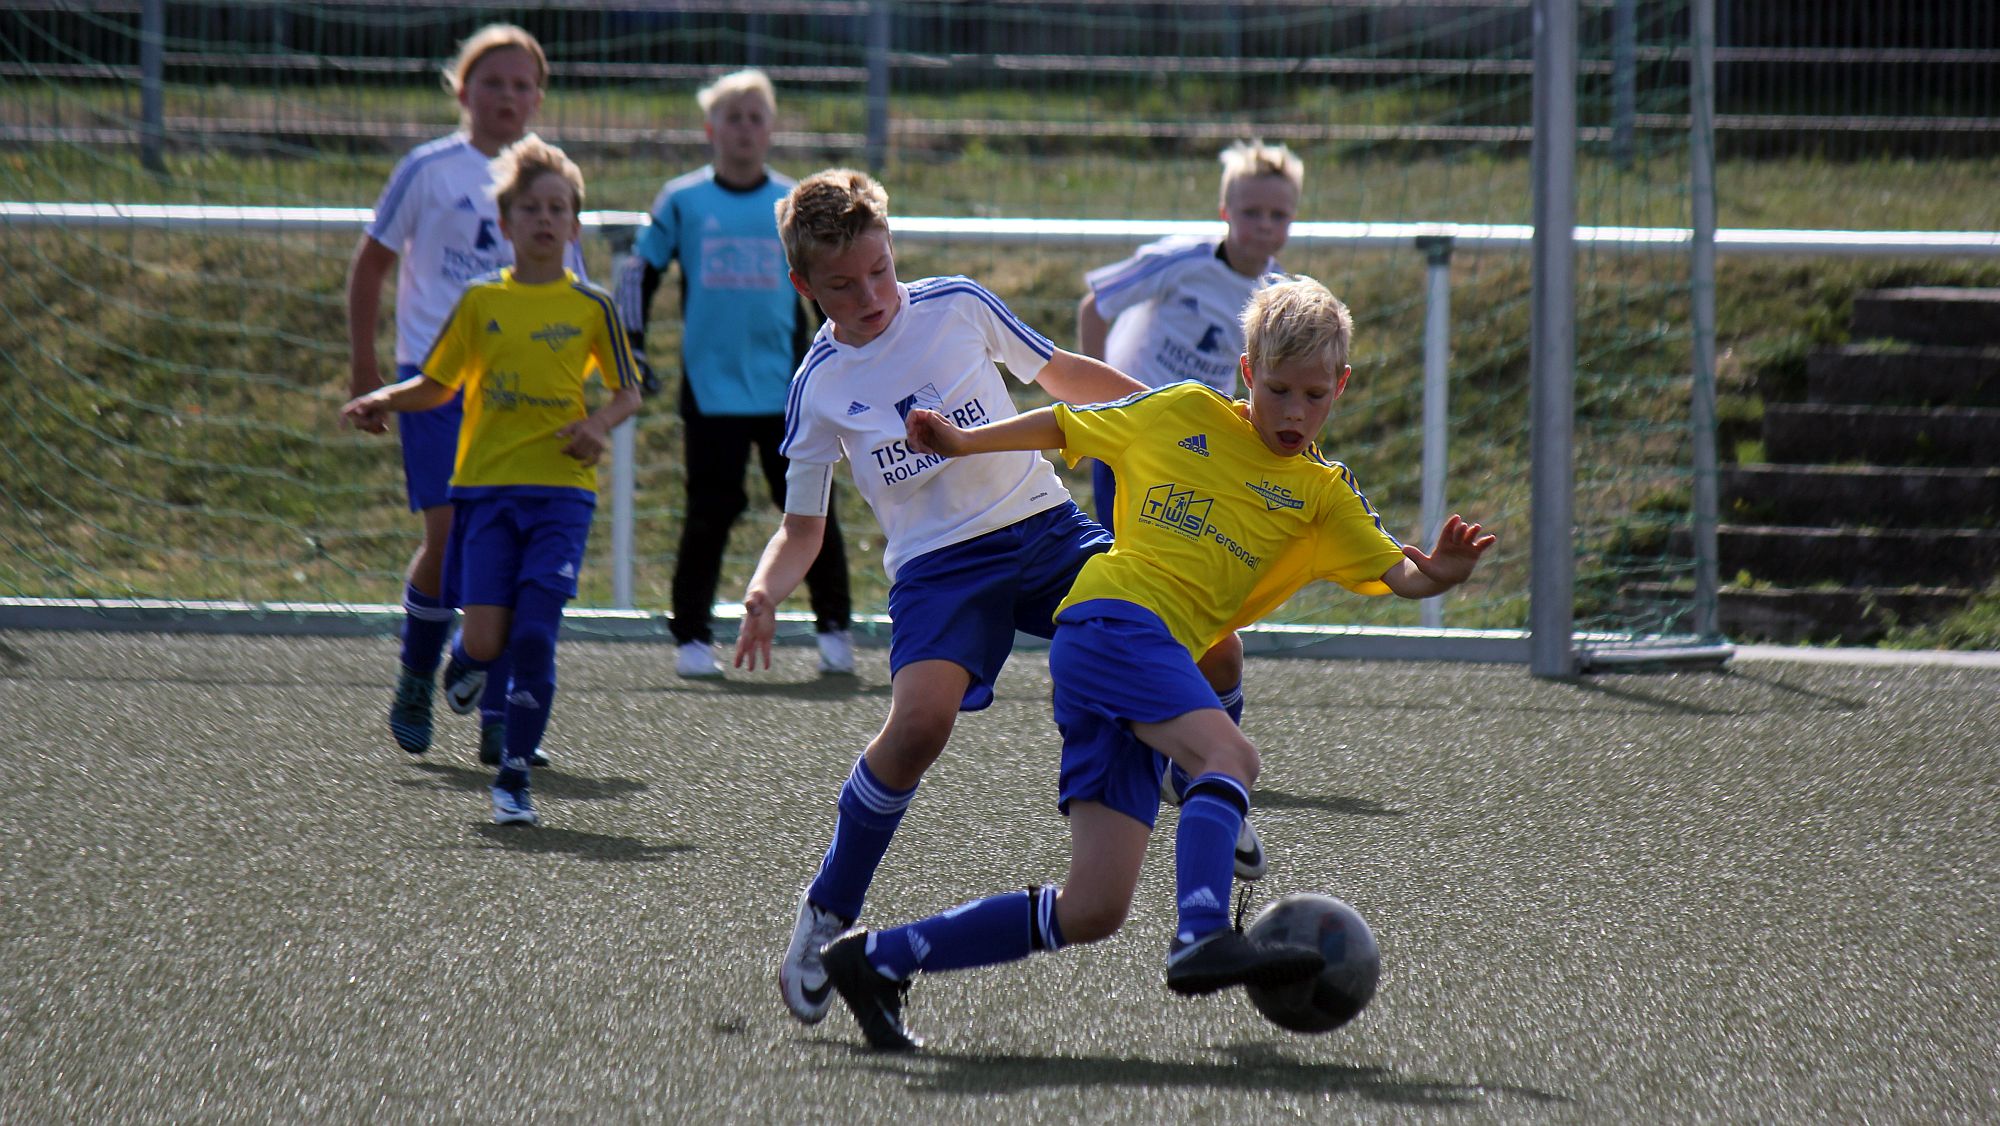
top-left (340, 392), bottom-right (391, 435)
top-left (904, 408), bottom-right (967, 457)
top-left (1401, 514), bottom-right (1495, 588)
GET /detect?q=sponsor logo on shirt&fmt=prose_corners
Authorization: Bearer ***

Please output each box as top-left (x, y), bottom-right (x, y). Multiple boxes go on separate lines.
top-left (1244, 479), bottom-right (1305, 511)
top-left (1140, 482), bottom-right (1262, 569)
top-left (1178, 433), bottom-right (1210, 457)
top-left (893, 382), bottom-right (945, 420)
top-left (481, 371), bottom-right (570, 411)
top-left (871, 397), bottom-right (992, 487)
top-left (530, 322), bottom-right (583, 352)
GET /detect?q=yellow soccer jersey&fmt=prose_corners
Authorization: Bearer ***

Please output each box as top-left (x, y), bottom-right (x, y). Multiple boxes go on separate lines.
top-left (1054, 381), bottom-right (1408, 657)
top-left (421, 268), bottom-right (638, 496)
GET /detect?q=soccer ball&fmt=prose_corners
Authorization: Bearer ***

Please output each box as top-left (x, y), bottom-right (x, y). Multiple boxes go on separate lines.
top-left (1243, 892), bottom-right (1380, 1033)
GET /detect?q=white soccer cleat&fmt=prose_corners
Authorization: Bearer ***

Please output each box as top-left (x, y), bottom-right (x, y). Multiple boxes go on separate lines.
top-left (675, 640), bottom-right (724, 679)
top-left (778, 889), bottom-right (851, 1024)
top-left (816, 629), bottom-right (856, 675)
top-left (1161, 763), bottom-right (1269, 881)
top-left (1234, 816), bottom-right (1267, 882)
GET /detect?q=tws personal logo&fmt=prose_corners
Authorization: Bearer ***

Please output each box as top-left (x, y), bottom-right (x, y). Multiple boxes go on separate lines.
top-left (893, 382), bottom-right (944, 420)
top-left (1245, 479), bottom-right (1305, 511)
top-left (1140, 483), bottom-right (1213, 540)
top-left (531, 322), bottom-right (582, 352)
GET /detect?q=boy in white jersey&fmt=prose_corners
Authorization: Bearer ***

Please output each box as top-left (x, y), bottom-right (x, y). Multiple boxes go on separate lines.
top-left (815, 276), bottom-right (1494, 1051)
top-left (342, 139), bottom-right (641, 826)
top-left (740, 169), bottom-right (1263, 1028)
top-left (1077, 139), bottom-right (1302, 533)
top-left (347, 24), bottom-right (584, 766)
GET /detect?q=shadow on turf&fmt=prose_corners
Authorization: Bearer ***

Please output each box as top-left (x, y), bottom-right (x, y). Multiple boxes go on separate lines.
top-left (1255, 787), bottom-right (1407, 818)
top-left (471, 822), bottom-right (694, 862)
top-left (397, 760), bottom-right (649, 801)
top-left (845, 1041), bottom-right (1569, 1107)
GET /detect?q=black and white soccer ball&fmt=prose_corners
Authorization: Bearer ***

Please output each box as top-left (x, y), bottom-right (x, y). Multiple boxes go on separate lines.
top-left (1243, 892), bottom-right (1381, 1033)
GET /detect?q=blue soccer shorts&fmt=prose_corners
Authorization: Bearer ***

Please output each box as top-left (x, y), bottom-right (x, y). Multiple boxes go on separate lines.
top-left (885, 501), bottom-right (1112, 712)
top-left (1048, 598), bottom-right (1225, 828)
top-left (441, 492), bottom-right (595, 609)
top-left (393, 362), bottom-right (463, 512)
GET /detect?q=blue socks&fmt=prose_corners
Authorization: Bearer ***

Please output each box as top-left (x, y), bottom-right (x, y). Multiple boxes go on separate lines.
top-left (866, 885), bottom-right (1066, 982)
top-left (1175, 773), bottom-right (1249, 945)
top-left (808, 755), bottom-right (917, 923)
top-left (1218, 681), bottom-right (1244, 726)
top-left (399, 582), bottom-right (453, 677)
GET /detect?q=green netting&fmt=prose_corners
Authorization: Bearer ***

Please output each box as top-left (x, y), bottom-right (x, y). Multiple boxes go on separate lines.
top-left (3, 1), bottom-right (1963, 650)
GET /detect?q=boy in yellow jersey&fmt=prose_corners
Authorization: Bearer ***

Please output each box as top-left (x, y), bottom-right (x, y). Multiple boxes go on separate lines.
top-left (816, 276), bottom-right (1493, 1051)
top-left (342, 138), bottom-right (642, 826)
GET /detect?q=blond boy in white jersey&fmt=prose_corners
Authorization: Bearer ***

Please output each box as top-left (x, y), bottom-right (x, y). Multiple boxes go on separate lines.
top-left (812, 275), bottom-right (1494, 1051)
top-left (742, 169), bottom-right (1271, 1029)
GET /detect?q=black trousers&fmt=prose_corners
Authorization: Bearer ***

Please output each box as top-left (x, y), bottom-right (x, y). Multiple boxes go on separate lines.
top-left (671, 380), bottom-right (851, 644)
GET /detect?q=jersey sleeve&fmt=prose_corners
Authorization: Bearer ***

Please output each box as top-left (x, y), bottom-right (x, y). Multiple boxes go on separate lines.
top-left (1051, 383), bottom-right (1172, 469)
top-left (1084, 238), bottom-right (1188, 321)
top-left (631, 184), bottom-right (678, 271)
top-left (584, 284), bottom-right (639, 391)
top-left (1308, 461), bottom-right (1407, 596)
top-left (952, 278), bottom-right (1057, 383)
top-left (777, 347), bottom-right (844, 465)
top-left (419, 289), bottom-right (477, 391)
top-left (363, 150), bottom-right (425, 252)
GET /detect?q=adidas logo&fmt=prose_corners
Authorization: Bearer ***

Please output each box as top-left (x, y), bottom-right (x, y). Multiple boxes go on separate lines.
top-left (507, 689), bottom-right (541, 709)
top-left (703, 215), bottom-right (723, 230)
top-left (557, 561), bottom-right (576, 578)
top-left (908, 933), bottom-right (933, 966)
top-left (485, 319), bottom-right (502, 334)
top-left (846, 400), bottom-right (871, 416)
top-left (454, 195), bottom-right (477, 212)
top-left (1178, 433), bottom-right (1210, 456)
top-left (1178, 887), bottom-right (1223, 912)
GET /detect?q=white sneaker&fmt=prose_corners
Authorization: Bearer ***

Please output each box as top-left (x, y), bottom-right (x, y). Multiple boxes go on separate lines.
top-left (676, 640), bottom-right (724, 679)
top-left (816, 629), bottom-right (855, 675)
top-left (1162, 765), bottom-right (1267, 881)
top-left (778, 888), bottom-right (851, 1024)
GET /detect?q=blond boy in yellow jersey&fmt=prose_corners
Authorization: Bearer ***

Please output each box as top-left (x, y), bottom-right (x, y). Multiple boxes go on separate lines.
top-left (813, 276), bottom-right (1493, 1051)
top-left (343, 138), bottom-right (641, 826)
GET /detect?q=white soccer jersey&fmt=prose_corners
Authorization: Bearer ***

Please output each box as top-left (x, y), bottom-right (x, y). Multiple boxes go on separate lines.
top-left (365, 132), bottom-right (586, 366)
top-left (780, 277), bottom-right (1074, 579)
top-left (1085, 235), bottom-right (1278, 396)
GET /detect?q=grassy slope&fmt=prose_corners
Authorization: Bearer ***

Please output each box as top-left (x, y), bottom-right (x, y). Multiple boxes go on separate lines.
top-left (4, 85), bottom-right (1997, 643)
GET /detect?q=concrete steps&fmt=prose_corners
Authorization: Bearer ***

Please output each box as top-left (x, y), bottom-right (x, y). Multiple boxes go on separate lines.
top-left (1704, 286), bottom-right (1999, 643)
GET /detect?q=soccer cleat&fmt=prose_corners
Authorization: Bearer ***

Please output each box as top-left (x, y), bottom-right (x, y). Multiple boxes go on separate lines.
top-left (1234, 817), bottom-right (1267, 882)
top-left (441, 654), bottom-right (485, 715)
top-left (479, 722), bottom-right (549, 768)
top-left (490, 783), bottom-right (539, 826)
top-left (816, 629), bottom-right (856, 675)
top-left (820, 930), bottom-right (922, 1052)
top-left (778, 890), bottom-right (851, 1024)
top-left (388, 666), bottom-right (434, 754)
top-left (1161, 767), bottom-right (1270, 881)
top-left (675, 640), bottom-right (724, 680)
top-left (1165, 927), bottom-right (1324, 996)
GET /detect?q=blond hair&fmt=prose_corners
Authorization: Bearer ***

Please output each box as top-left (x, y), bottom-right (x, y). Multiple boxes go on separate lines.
top-left (1218, 139), bottom-right (1304, 209)
top-left (698, 68), bottom-right (776, 118)
top-left (493, 136), bottom-right (585, 213)
top-left (443, 24), bottom-right (548, 97)
top-left (776, 168), bottom-right (891, 275)
top-left (1243, 275), bottom-right (1352, 376)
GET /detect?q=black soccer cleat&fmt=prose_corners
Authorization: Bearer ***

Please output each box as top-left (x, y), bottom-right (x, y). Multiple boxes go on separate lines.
top-left (1165, 927), bottom-right (1325, 997)
top-left (820, 930), bottom-right (923, 1052)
